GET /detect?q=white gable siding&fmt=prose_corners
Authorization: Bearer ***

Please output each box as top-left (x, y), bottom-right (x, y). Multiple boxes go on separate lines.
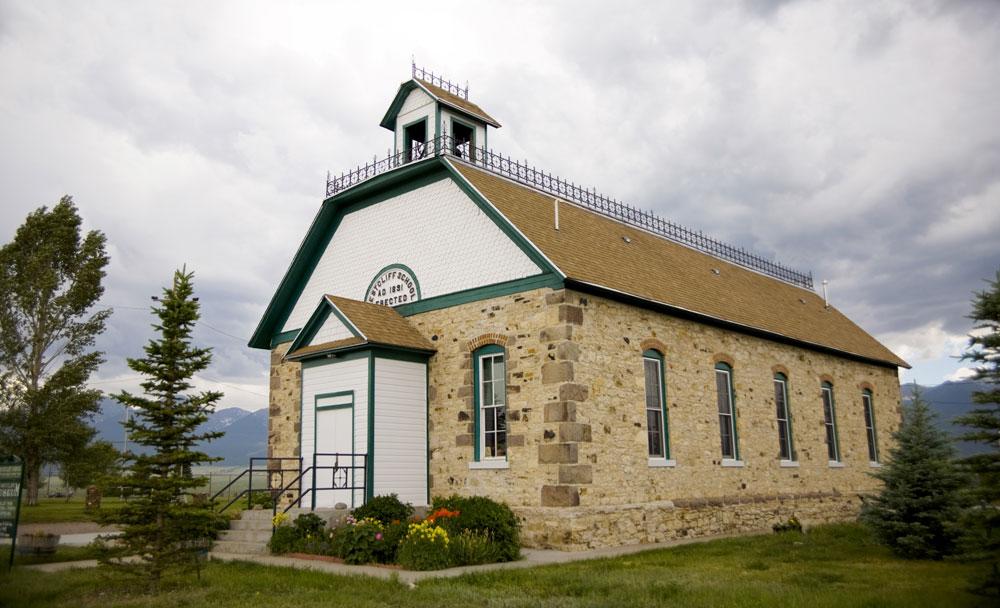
top-left (281, 178), bottom-right (542, 332)
top-left (395, 87), bottom-right (435, 152)
top-left (301, 357), bottom-right (369, 507)
top-left (373, 357), bottom-right (427, 506)
top-left (310, 308), bottom-right (356, 345)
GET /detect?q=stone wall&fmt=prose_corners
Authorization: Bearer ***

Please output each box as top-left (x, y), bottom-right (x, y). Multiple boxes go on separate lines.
top-left (268, 341), bottom-right (302, 468)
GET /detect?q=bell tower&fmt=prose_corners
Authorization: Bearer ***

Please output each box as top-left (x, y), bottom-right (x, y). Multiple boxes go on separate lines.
top-left (379, 62), bottom-right (501, 162)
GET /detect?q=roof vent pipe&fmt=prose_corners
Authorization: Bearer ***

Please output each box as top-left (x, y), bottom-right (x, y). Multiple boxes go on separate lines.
top-left (822, 280), bottom-right (829, 308)
top-left (553, 198), bottom-right (560, 231)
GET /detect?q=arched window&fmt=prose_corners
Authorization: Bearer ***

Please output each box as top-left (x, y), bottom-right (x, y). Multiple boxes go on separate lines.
top-left (715, 362), bottom-right (739, 461)
top-left (862, 389), bottom-right (879, 464)
top-left (643, 350), bottom-right (669, 460)
top-left (821, 381), bottom-right (841, 463)
top-left (473, 344), bottom-right (507, 462)
top-left (773, 372), bottom-right (795, 462)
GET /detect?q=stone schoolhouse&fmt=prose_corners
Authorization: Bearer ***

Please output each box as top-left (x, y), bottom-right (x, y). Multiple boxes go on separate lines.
top-left (250, 67), bottom-right (908, 550)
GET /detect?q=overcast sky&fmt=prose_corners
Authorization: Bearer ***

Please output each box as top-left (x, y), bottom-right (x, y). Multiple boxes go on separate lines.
top-left (1, 0), bottom-right (998, 411)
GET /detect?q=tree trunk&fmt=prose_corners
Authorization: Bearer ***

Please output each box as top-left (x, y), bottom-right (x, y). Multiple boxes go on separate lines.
top-left (25, 459), bottom-right (40, 506)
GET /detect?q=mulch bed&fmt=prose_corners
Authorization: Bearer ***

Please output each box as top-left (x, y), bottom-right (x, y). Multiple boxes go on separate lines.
top-left (283, 552), bottom-right (404, 570)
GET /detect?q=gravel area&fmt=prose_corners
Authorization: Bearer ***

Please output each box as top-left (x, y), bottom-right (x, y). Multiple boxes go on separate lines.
top-left (18, 522), bottom-right (118, 535)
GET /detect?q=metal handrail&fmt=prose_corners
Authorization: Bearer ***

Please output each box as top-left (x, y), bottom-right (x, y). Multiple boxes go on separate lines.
top-left (325, 134), bottom-right (814, 289)
top-left (271, 453), bottom-right (367, 518)
top-left (211, 456), bottom-right (302, 513)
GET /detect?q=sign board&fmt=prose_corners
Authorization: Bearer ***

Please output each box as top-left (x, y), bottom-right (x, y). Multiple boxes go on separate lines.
top-left (365, 264), bottom-right (421, 307)
top-left (0, 455), bottom-right (24, 570)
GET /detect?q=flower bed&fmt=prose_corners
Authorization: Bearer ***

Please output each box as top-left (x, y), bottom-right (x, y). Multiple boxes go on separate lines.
top-left (268, 494), bottom-right (520, 571)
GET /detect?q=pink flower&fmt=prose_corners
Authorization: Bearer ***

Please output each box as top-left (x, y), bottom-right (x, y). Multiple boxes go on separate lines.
top-left (375, 532), bottom-right (383, 541)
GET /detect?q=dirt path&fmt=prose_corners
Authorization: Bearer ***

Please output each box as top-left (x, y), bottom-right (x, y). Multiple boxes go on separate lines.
top-left (18, 522), bottom-right (118, 535)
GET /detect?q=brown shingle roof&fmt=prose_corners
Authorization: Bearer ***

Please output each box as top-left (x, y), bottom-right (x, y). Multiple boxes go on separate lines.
top-left (286, 296), bottom-right (434, 359)
top-left (418, 80), bottom-right (501, 128)
top-left (450, 161), bottom-right (908, 368)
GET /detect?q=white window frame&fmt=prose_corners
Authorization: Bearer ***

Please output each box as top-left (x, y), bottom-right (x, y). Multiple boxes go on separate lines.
top-left (774, 375), bottom-right (795, 464)
top-left (862, 391), bottom-right (879, 464)
top-left (821, 383), bottom-right (841, 464)
top-left (476, 349), bottom-right (507, 462)
top-left (715, 364), bottom-right (739, 461)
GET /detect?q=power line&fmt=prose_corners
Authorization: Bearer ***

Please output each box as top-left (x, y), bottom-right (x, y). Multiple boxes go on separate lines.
top-left (195, 374), bottom-right (267, 398)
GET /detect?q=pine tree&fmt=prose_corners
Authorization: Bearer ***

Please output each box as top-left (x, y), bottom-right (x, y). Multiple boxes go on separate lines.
top-left (861, 388), bottom-right (966, 559)
top-left (98, 268), bottom-right (225, 591)
top-left (955, 268), bottom-right (1000, 595)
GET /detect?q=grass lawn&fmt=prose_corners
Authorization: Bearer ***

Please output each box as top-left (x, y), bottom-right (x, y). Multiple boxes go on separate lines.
top-left (0, 524), bottom-right (993, 607)
top-left (11, 545), bottom-right (104, 566)
top-left (17, 496), bottom-right (127, 525)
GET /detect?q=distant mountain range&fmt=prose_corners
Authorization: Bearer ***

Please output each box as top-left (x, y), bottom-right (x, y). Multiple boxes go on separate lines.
top-left (92, 398), bottom-right (267, 466)
top-left (902, 379), bottom-right (993, 458)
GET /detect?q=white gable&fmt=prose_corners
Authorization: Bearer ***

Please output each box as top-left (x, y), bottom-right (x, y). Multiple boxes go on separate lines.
top-left (309, 307), bottom-right (356, 345)
top-left (394, 87), bottom-right (436, 152)
top-left (282, 177), bottom-right (543, 332)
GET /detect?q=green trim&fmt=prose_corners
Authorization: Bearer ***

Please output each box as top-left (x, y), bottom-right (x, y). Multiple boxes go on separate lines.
top-left (714, 362), bottom-right (740, 460)
top-left (425, 363), bottom-right (431, 506)
top-left (380, 80), bottom-right (419, 131)
top-left (442, 160), bottom-right (564, 278)
top-left (365, 263), bottom-right (422, 305)
top-left (450, 115), bottom-right (477, 149)
top-left (397, 273), bottom-right (563, 316)
top-left (822, 381), bottom-right (841, 462)
top-left (286, 299), bottom-right (363, 355)
top-left (642, 350), bottom-right (669, 459)
top-left (313, 391), bottom-right (355, 509)
top-left (472, 344), bottom-right (506, 462)
top-left (270, 329), bottom-right (299, 348)
top-left (250, 161), bottom-right (449, 349)
top-left (366, 352), bottom-right (375, 501)
top-left (774, 373), bottom-right (796, 461)
top-left (402, 116), bottom-right (429, 160)
top-left (435, 104), bottom-right (442, 140)
top-left (863, 389), bottom-right (879, 463)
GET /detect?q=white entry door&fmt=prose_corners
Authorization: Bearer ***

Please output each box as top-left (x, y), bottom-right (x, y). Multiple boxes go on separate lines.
top-left (314, 392), bottom-right (354, 508)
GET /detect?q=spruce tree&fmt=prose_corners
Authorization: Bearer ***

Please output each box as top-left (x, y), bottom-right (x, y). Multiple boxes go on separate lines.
top-left (955, 268), bottom-right (1000, 594)
top-left (99, 268), bottom-right (225, 591)
top-left (861, 388), bottom-right (965, 559)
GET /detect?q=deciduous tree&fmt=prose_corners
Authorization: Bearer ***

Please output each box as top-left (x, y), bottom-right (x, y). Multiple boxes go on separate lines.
top-left (0, 197), bottom-right (110, 505)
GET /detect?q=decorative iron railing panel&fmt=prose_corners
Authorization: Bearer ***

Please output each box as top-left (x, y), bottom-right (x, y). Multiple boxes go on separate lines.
top-left (325, 135), bottom-right (814, 290)
top-left (412, 61), bottom-right (469, 100)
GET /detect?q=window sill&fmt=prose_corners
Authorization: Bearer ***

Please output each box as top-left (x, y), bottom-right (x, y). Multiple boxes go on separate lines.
top-left (779, 460), bottom-right (799, 468)
top-left (828, 461), bottom-right (845, 468)
top-left (869, 461), bottom-right (881, 468)
top-left (469, 460), bottom-right (509, 470)
top-left (721, 459), bottom-right (744, 468)
top-left (648, 458), bottom-right (677, 468)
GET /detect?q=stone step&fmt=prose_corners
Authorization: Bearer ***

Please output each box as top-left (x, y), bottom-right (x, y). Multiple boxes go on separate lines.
top-left (219, 529), bottom-right (272, 543)
top-left (229, 518), bottom-right (274, 531)
top-left (239, 509), bottom-right (277, 521)
top-left (212, 539), bottom-right (269, 555)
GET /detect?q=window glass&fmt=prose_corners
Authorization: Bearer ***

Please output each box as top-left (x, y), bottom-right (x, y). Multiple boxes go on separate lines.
top-left (863, 391), bottom-right (878, 463)
top-left (478, 351), bottom-right (507, 459)
top-left (822, 383), bottom-right (840, 461)
top-left (715, 365), bottom-right (737, 459)
top-left (644, 356), bottom-right (665, 458)
top-left (774, 375), bottom-right (793, 461)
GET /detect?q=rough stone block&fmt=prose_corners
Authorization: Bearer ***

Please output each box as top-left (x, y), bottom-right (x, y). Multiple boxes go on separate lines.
top-left (541, 485), bottom-right (580, 507)
top-left (558, 305), bottom-right (583, 325)
top-left (559, 422), bottom-right (592, 443)
top-left (542, 361), bottom-right (574, 384)
top-left (556, 341), bottom-right (581, 361)
top-left (538, 443), bottom-right (578, 464)
top-left (508, 434), bottom-right (525, 447)
top-left (559, 383), bottom-right (589, 402)
top-left (544, 401), bottom-right (577, 422)
top-left (558, 464), bottom-right (593, 484)
top-left (540, 325), bottom-right (573, 342)
top-left (456, 434), bottom-right (472, 447)
top-left (545, 291), bottom-right (566, 305)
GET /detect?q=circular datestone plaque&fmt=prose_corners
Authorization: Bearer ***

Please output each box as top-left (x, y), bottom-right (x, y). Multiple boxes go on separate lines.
top-left (365, 265), bottom-right (421, 307)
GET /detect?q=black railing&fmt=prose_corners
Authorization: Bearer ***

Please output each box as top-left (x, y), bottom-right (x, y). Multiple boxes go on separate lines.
top-left (325, 135), bottom-right (814, 289)
top-left (412, 61), bottom-right (468, 99)
top-left (273, 452), bottom-right (367, 516)
top-left (210, 456), bottom-right (302, 513)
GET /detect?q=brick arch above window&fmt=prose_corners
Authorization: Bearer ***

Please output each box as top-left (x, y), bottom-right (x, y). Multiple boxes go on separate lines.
top-left (640, 338), bottom-right (669, 356)
top-left (771, 364), bottom-right (791, 377)
top-left (466, 333), bottom-right (509, 352)
top-left (819, 373), bottom-right (835, 386)
top-left (859, 381), bottom-right (875, 393)
top-left (712, 352), bottom-right (735, 368)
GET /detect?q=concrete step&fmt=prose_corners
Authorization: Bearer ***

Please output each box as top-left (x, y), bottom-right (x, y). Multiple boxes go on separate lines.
top-left (229, 518), bottom-right (274, 531)
top-left (219, 529), bottom-right (272, 543)
top-left (239, 509), bottom-right (277, 521)
top-left (212, 539), bottom-right (269, 555)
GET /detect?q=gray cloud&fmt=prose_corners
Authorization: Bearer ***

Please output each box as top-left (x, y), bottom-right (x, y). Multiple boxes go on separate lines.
top-left (1, 0), bottom-right (998, 408)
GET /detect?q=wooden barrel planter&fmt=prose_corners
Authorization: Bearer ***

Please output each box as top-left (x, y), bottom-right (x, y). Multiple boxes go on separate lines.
top-left (16, 532), bottom-right (60, 555)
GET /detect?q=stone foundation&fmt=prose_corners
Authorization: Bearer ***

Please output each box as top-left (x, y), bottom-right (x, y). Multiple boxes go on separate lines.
top-left (515, 492), bottom-right (862, 551)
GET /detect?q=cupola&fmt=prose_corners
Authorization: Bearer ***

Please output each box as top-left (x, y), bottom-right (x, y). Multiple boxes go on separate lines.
top-left (379, 62), bottom-right (500, 162)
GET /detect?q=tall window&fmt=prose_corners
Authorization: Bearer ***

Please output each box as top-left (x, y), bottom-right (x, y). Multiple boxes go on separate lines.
top-left (715, 363), bottom-right (738, 460)
top-left (643, 350), bottom-right (668, 458)
top-left (862, 390), bottom-right (879, 463)
top-left (774, 373), bottom-right (794, 461)
top-left (474, 345), bottom-right (507, 460)
top-left (821, 382), bottom-right (840, 462)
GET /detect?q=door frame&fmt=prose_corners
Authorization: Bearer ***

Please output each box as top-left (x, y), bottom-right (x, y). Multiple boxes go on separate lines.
top-left (313, 390), bottom-right (355, 509)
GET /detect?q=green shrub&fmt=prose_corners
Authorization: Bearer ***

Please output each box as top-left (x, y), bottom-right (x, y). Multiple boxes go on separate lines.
top-left (246, 491), bottom-right (275, 510)
top-left (267, 513), bottom-right (329, 555)
top-left (269, 525), bottom-right (301, 554)
top-left (377, 520), bottom-right (409, 564)
top-left (448, 530), bottom-right (503, 566)
top-left (334, 518), bottom-right (386, 565)
top-left (397, 521), bottom-right (451, 570)
top-left (292, 513), bottom-right (326, 538)
top-left (431, 495), bottom-right (520, 561)
top-left (351, 494), bottom-right (413, 525)
top-left (773, 516), bottom-right (803, 534)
